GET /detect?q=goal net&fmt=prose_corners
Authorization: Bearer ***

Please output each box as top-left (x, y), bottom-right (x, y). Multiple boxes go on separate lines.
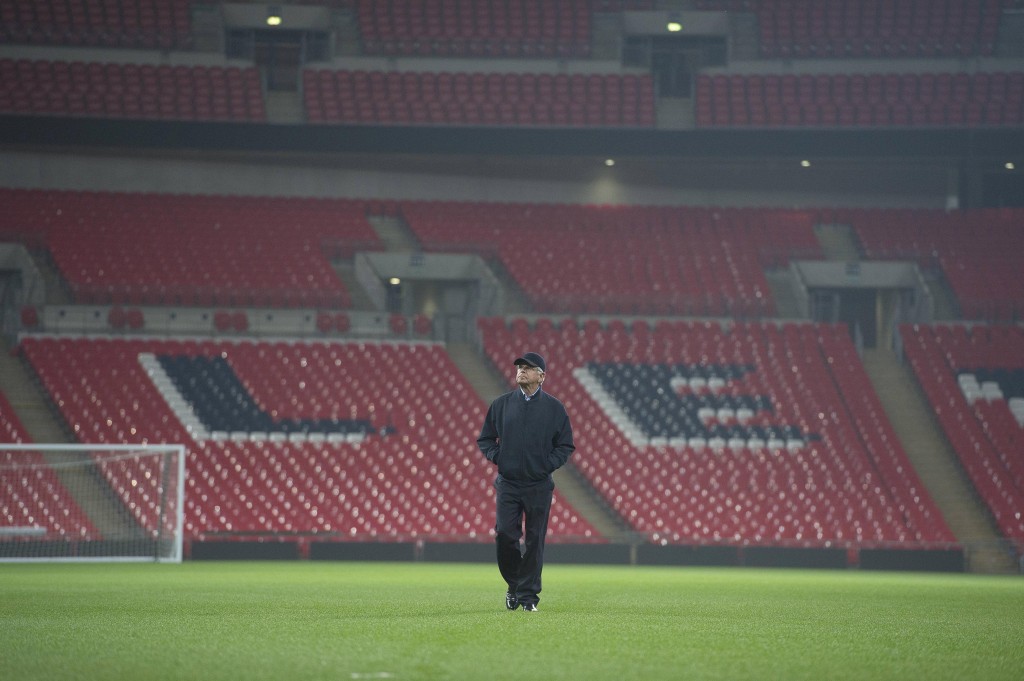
top-left (0, 444), bottom-right (185, 562)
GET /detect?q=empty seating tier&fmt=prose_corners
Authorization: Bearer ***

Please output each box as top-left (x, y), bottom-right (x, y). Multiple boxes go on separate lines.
top-left (900, 324), bottom-right (1024, 543)
top-left (0, 188), bottom-right (385, 308)
top-left (355, 0), bottom-right (593, 59)
top-left (0, 58), bottom-right (265, 121)
top-left (18, 336), bottom-right (602, 544)
top-left (754, 0), bottom-right (1009, 59)
top-left (303, 69), bottom-right (656, 127)
top-left (0, 0), bottom-right (193, 49)
top-left (844, 207), bottom-right (1024, 322)
top-left (403, 201), bottom-right (820, 316)
top-left (695, 70), bottom-right (1024, 128)
top-left (480, 316), bottom-right (955, 547)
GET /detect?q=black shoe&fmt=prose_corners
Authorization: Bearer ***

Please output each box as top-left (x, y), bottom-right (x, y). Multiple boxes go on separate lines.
top-left (505, 591), bottom-right (519, 611)
top-left (521, 603), bottom-right (538, 612)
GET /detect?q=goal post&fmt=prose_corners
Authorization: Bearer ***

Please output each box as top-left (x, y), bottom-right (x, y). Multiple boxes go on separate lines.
top-left (0, 443), bottom-right (186, 563)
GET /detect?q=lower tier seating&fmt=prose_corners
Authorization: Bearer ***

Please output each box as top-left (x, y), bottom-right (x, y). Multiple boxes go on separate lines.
top-left (900, 323), bottom-right (1024, 543)
top-left (18, 336), bottom-right (601, 544)
top-left (480, 316), bottom-right (955, 547)
top-left (0, 392), bottom-right (98, 540)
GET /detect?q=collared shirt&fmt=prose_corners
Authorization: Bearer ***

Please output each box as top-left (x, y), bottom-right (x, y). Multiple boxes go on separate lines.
top-left (520, 386), bottom-right (541, 401)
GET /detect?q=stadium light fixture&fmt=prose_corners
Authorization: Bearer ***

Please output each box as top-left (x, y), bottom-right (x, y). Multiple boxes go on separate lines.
top-left (266, 6), bottom-right (283, 26)
top-left (1006, 161), bottom-right (1016, 171)
top-left (604, 158), bottom-right (615, 167)
top-left (800, 159), bottom-right (811, 168)
top-left (666, 20), bottom-right (683, 32)
top-left (389, 277), bottom-right (401, 286)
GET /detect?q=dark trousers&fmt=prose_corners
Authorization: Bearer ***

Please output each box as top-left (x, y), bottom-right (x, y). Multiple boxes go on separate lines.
top-left (494, 477), bottom-right (554, 606)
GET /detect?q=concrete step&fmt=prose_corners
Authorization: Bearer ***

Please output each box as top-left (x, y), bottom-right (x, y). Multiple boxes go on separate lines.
top-left (591, 10), bottom-right (623, 61)
top-left (369, 215), bottom-right (420, 253)
top-left (332, 260), bottom-right (377, 312)
top-left (0, 341), bottom-right (143, 539)
top-left (862, 348), bottom-right (1016, 574)
top-left (264, 90), bottom-right (304, 124)
top-left (920, 270), bottom-right (960, 321)
top-left (656, 97), bottom-right (693, 130)
top-left (0, 342), bottom-right (69, 443)
top-left (764, 268), bottom-right (804, 319)
top-left (814, 223), bottom-right (861, 262)
top-left (330, 7), bottom-right (361, 56)
top-left (728, 11), bottom-right (760, 61)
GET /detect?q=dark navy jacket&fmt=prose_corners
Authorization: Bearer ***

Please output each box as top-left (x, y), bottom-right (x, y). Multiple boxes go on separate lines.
top-left (477, 388), bottom-right (575, 486)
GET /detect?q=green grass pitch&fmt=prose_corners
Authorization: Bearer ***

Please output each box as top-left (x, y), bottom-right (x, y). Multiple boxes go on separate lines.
top-left (2, 561), bottom-right (1022, 680)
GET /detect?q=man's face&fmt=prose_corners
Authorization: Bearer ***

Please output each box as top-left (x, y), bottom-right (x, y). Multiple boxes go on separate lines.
top-left (515, 363), bottom-right (544, 392)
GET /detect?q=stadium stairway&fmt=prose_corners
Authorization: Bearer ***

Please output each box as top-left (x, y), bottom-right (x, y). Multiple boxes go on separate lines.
top-left (919, 271), bottom-right (961, 321)
top-left (265, 91), bottom-right (304, 124)
top-left (331, 261), bottom-right (377, 311)
top-left (814, 223), bottom-right (861, 262)
top-left (0, 340), bottom-right (142, 540)
top-left (446, 341), bottom-right (631, 542)
top-left (763, 269), bottom-right (803, 319)
top-left (0, 340), bottom-right (68, 444)
top-left (863, 347), bottom-right (1017, 574)
top-left (727, 10), bottom-right (760, 62)
top-left (369, 214), bottom-right (419, 253)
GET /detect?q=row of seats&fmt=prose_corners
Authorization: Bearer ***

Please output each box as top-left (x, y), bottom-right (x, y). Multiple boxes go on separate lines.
top-left (17, 336), bottom-right (602, 542)
top-left (304, 69), bottom-right (656, 127)
top-left (479, 316), bottom-right (954, 546)
top-left (4, 55), bottom-right (1020, 130)
top-left (695, 71), bottom-right (1024, 127)
top-left (356, 0), bottom-right (593, 58)
top-left (0, 189), bottom-right (383, 308)
top-left (0, 58), bottom-right (265, 121)
top-left (0, 0), bottom-right (192, 49)
top-left (402, 201), bottom-right (820, 316)
top-left (755, 0), bottom-right (1009, 59)
top-left (697, 0), bottom-right (1009, 58)
top-left (900, 324), bottom-right (1024, 542)
top-left (844, 207), bottom-right (1024, 322)
top-left (0, 0), bottom-right (1013, 63)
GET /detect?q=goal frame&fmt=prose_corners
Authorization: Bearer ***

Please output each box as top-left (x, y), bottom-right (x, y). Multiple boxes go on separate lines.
top-left (0, 443), bottom-right (186, 563)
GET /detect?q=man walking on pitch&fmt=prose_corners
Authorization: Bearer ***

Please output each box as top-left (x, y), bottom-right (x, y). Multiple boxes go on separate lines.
top-left (478, 351), bottom-right (575, 612)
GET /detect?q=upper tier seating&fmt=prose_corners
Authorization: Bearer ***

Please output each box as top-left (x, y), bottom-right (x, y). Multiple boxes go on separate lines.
top-left (900, 323), bottom-right (1024, 543)
top-left (0, 392), bottom-right (99, 541)
top-left (18, 336), bottom-right (601, 543)
top-left (0, 0), bottom-right (192, 49)
top-left (0, 188), bottom-right (385, 308)
top-left (739, 0), bottom-right (1009, 59)
top-left (844, 207), bottom-right (1024, 322)
top-left (480, 316), bottom-right (955, 547)
top-left (355, 0), bottom-right (593, 59)
top-left (0, 58), bottom-right (265, 121)
top-left (695, 70), bottom-right (1024, 128)
top-left (402, 202), bottom-right (821, 316)
top-left (303, 68), bottom-right (656, 127)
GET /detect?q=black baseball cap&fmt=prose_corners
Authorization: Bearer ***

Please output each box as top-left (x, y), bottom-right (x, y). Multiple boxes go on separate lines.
top-left (513, 352), bottom-right (546, 372)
